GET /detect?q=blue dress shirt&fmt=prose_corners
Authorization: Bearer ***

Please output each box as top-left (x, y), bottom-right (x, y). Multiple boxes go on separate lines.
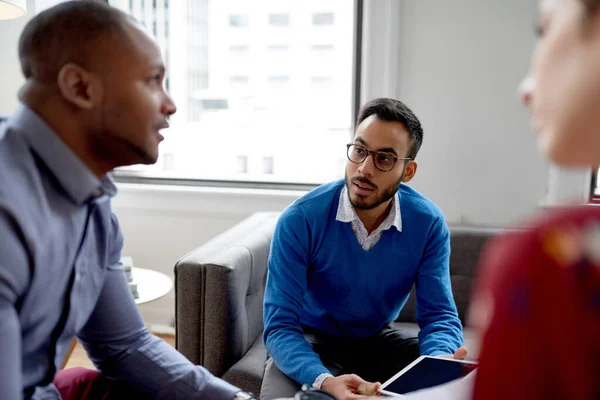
top-left (0, 105), bottom-right (239, 399)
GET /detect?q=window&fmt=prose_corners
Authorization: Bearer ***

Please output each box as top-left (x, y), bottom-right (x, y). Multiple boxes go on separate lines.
top-left (229, 75), bottom-right (249, 85)
top-left (311, 76), bottom-right (333, 84)
top-left (229, 14), bottom-right (249, 28)
top-left (312, 12), bottom-right (334, 26)
top-left (236, 156), bottom-right (248, 174)
top-left (268, 76), bottom-right (289, 84)
top-left (267, 76), bottom-right (290, 92)
top-left (229, 45), bottom-right (249, 54)
top-left (163, 153), bottom-right (175, 171)
top-left (268, 13), bottom-right (289, 27)
top-left (311, 44), bottom-right (334, 52)
top-left (262, 157), bottom-right (274, 175)
top-left (268, 44), bottom-right (289, 53)
top-left (201, 99), bottom-right (228, 110)
top-left (109, 1), bottom-right (356, 185)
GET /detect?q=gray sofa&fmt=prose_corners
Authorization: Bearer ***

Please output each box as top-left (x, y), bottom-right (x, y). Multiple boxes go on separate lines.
top-left (175, 212), bottom-right (499, 396)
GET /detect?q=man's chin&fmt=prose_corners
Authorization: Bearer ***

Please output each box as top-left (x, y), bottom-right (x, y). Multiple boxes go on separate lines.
top-left (119, 151), bottom-right (158, 167)
top-left (139, 155), bottom-right (159, 165)
top-left (138, 144), bottom-right (160, 165)
top-left (349, 193), bottom-right (376, 210)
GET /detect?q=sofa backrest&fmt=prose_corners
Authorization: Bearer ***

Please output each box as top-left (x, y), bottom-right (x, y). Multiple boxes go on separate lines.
top-left (397, 226), bottom-right (501, 326)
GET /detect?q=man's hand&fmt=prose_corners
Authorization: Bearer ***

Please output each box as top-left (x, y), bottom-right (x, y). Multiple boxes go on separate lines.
top-left (321, 374), bottom-right (381, 399)
top-left (440, 346), bottom-right (468, 360)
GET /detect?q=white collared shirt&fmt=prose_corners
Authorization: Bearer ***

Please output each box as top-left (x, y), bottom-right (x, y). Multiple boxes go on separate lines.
top-left (335, 185), bottom-right (402, 250)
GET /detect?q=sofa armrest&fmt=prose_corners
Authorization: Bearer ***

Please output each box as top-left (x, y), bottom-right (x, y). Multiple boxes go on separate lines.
top-left (222, 336), bottom-right (267, 396)
top-left (175, 212), bottom-right (279, 377)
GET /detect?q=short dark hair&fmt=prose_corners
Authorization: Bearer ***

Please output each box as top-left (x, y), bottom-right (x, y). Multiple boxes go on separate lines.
top-left (18, 0), bottom-right (130, 82)
top-left (356, 98), bottom-right (424, 159)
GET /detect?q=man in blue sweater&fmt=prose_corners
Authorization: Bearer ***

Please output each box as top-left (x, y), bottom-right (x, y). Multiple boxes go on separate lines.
top-left (262, 98), bottom-right (465, 400)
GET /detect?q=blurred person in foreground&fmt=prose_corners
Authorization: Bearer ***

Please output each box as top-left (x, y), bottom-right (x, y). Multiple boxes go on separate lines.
top-left (400, 1), bottom-right (600, 399)
top-left (469, 0), bottom-right (600, 398)
top-left (0, 1), bottom-right (257, 399)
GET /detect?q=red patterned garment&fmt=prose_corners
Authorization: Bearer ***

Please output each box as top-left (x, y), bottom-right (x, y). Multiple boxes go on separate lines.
top-left (471, 206), bottom-right (600, 400)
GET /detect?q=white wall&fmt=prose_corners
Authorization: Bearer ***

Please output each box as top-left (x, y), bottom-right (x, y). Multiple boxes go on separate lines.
top-left (391, 0), bottom-right (548, 226)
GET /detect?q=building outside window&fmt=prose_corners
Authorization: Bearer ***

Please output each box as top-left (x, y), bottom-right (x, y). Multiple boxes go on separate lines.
top-left (109, 0), bottom-right (355, 185)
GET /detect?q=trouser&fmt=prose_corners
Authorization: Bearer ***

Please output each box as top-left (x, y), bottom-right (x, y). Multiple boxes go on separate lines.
top-left (53, 367), bottom-right (146, 400)
top-left (260, 324), bottom-right (420, 400)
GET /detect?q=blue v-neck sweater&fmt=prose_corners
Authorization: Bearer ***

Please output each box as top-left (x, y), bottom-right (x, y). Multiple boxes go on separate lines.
top-left (263, 180), bottom-right (463, 385)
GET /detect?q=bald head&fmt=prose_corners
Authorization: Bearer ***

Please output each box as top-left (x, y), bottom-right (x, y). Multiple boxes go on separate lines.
top-left (18, 0), bottom-right (133, 83)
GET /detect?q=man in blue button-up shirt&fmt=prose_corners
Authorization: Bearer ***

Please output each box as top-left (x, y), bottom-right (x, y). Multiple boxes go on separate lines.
top-left (0, 2), bottom-right (252, 399)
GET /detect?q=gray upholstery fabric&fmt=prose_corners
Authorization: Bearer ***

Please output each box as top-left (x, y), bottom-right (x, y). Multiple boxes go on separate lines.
top-left (397, 226), bottom-right (501, 325)
top-left (175, 212), bottom-right (279, 378)
top-left (175, 213), bottom-right (499, 397)
top-left (222, 336), bottom-right (268, 396)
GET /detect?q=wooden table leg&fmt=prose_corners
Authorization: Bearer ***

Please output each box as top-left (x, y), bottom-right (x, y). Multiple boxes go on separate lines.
top-left (60, 338), bottom-right (78, 370)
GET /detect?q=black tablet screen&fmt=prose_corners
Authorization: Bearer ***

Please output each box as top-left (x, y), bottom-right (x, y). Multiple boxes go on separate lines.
top-left (383, 357), bottom-right (478, 395)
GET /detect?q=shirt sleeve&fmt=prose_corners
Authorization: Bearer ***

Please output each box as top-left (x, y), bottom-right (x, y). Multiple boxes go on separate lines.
top-left (0, 208), bottom-right (32, 400)
top-left (415, 216), bottom-right (464, 356)
top-left (263, 206), bottom-right (330, 386)
top-left (77, 212), bottom-right (240, 400)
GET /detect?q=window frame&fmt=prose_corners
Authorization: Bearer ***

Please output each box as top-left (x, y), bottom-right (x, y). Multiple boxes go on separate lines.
top-left (590, 168), bottom-right (600, 203)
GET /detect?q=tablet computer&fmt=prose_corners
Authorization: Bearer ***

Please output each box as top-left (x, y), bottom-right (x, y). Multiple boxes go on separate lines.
top-left (378, 356), bottom-right (478, 397)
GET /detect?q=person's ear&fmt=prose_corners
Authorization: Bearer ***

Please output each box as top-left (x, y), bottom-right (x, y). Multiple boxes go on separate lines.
top-left (401, 160), bottom-right (418, 182)
top-left (56, 63), bottom-right (102, 110)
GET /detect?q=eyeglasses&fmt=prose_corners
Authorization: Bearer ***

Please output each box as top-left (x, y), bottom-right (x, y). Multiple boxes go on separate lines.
top-left (346, 143), bottom-right (412, 172)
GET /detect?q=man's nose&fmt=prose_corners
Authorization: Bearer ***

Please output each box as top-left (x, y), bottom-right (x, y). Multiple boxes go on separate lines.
top-left (358, 153), bottom-right (375, 176)
top-left (162, 92), bottom-right (177, 117)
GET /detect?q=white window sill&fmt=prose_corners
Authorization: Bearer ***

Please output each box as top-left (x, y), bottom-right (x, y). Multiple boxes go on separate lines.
top-left (113, 182), bottom-right (307, 215)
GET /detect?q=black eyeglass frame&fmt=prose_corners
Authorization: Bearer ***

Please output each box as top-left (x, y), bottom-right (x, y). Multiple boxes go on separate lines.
top-left (346, 143), bottom-right (412, 172)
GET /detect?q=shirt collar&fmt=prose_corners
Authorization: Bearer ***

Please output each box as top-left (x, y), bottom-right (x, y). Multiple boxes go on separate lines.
top-left (336, 185), bottom-right (403, 231)
top-left (8, 104), bottom-right (116, 205)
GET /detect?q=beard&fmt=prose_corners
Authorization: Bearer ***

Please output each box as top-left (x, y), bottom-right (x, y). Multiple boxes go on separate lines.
top-left (345, 171), bottom-right (403, 210)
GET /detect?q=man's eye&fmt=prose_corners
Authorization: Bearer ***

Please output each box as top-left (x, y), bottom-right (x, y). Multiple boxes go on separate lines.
top-left (354, 146), bottom-right (366, 155)
top-left (376, 154), bottom-right (393, 164)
